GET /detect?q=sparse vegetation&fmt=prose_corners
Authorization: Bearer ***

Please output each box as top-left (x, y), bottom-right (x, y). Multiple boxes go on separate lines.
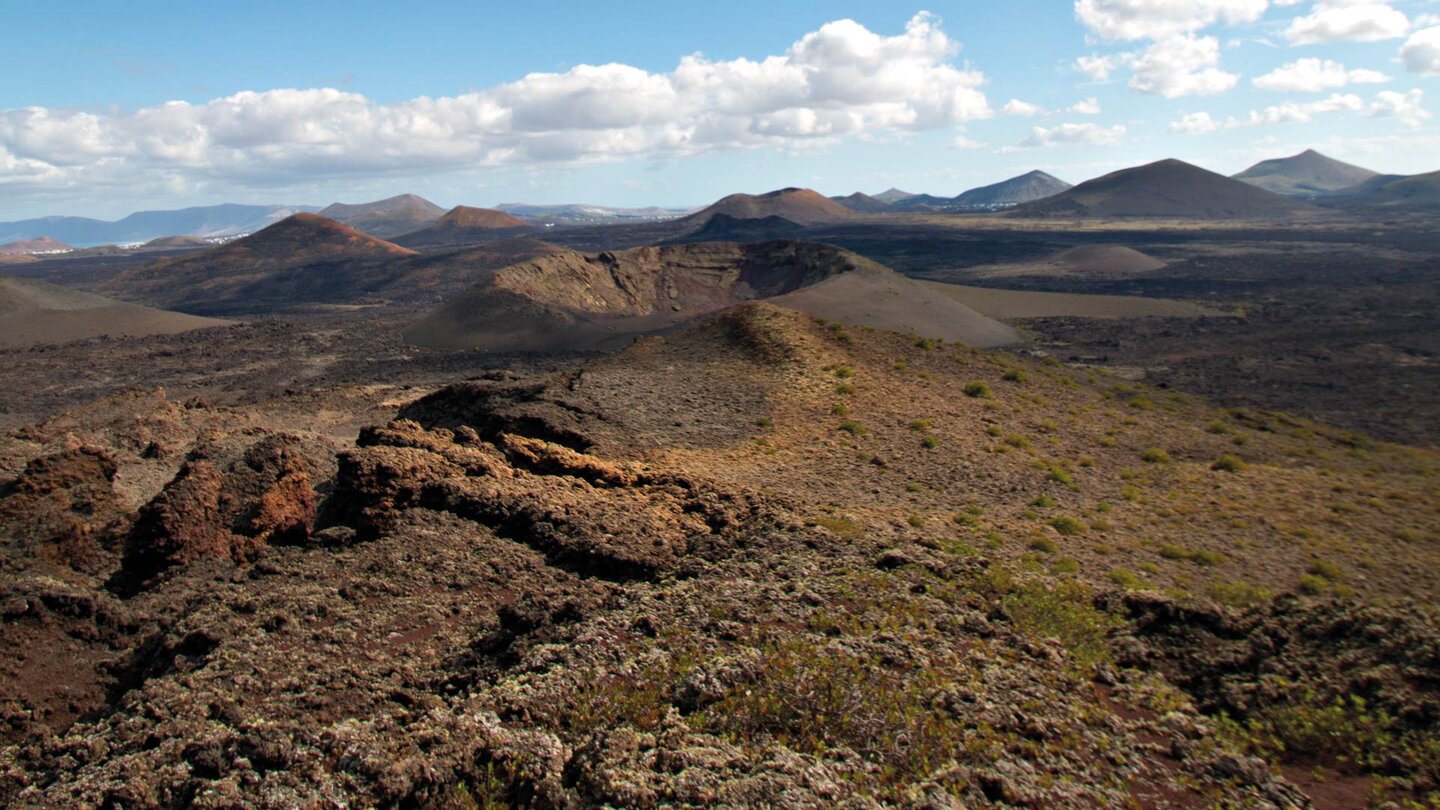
top-left (963, 381), bottom-right (990, 398)
top-left (1141, 448), bottom-right (1171, 464)
top-left (1158, 544), bottom-right (1227, 566)
top-left (1211, 454), bottom-right (1248, 473)
top-left (838, 420), bottom-right (866, 436)
top-left (1050, 516), bottom-right (1085, 536)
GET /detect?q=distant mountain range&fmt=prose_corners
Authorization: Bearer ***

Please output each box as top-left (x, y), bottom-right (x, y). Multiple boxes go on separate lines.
top-left (4, 150), bottom-right (1435, 250)
top-left (831, 171), bottom-right (1073, 214)
top-left (493, 203), bottom-right (695, 225)
top-left (0, 204), bottom-right (316, 247)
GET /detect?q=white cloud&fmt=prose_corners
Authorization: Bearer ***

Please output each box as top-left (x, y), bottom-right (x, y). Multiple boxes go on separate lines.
top-left (1018, 122), bottom-right (1127, 148)
top-left (1170, 111), bottom-right (1223, 133)
top-left (1284, 0), bottom-right (1409, 45)
top-left (1368, 89), bottom-right (1431, 128)
top-left (1003, 99), bottom-right (1043, 116)
top-left (1402, 27), bottom-right (1440, 75)
top-left (1170, 90), bottom-right (1396, 132)
top-left (1070, 97), bottom-right (1103, 114)
top-left (1252, 58), bottom-right (1390, 91)
top-left (1075, 53), bottom-right (1132, 81)
top-left (1074, 0), bottom-right (1270, 41)
top-left (1129, 35), bottom-right (1239, 97)
top-left (0, 13), bottom-right (993, 193)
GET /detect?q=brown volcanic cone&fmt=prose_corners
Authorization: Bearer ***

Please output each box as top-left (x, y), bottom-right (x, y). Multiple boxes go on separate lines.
top-left (393, 206), bottom-right (530, 248)
top-left (100, 213), bottom-right (417, 313)
top-left (680, 188), bottom-right (857, 227)
top-left (0, 236), bottom-right (72, 255)
top-left (405, 240), bottom-right (1016, 352)
top-left (1013, 159), bottom-right (1316, 219)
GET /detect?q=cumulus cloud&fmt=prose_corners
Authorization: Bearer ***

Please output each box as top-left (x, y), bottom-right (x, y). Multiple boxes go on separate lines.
top-left (0, 13), bottom-right (993, 193)
top-left (1402, 27), bottom-right (1440, 75)
top-left (1170, 111), bottom-right (1224, 133)
top-left (1129, 35), bottom-right (1239, 97)
top-left (1017, 122), bottom-right (1127, 148)
top-left (1283, 0), bottom-right (1409, 45)
top-left (1070, 97), bottom-right (1103, 114)
top-left (1252, 58), bottom-right (1390, 91)
top-left (1003, 99), bottom-right (1043, 116)
top-left (1074, 0), bottom-right (1270, 40)
top-left (1075, 53), bottom-right (1131, 81)
top-left (1168, 89), bottom-right (1420, 132)
top-left (1368, 89), bottom-right (1430, 128)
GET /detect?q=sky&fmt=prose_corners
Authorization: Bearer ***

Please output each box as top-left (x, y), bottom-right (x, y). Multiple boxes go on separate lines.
top-left (1, 0), bottom-right (1438, 220)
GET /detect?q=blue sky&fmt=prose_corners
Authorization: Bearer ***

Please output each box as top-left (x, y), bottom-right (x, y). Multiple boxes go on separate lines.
top-left (1, 0), bottom-right (1437, 219)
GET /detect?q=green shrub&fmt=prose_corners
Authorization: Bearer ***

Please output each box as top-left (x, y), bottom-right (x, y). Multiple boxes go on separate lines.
top-left (1159, 544), bottom-right (1227, 566)
top-left (1050, 516), bottom-right (1085, 536)
top-left (832, 402), bottom-right (851, 417)
top-left (1211, 454), bottom-right (1248, 473)
top-left (754, 416), bottom-right (773, 428)
top-left (1002, 369), bottom-right (1027, 383)
top-left (963, 382), bottom-right (991, 399)
top-left (838, 420), bottom-right (867, 436)
top-left (921, 435), bottom-right (940, 449)
top-left (1000, 578), bottom-right (1121, 673)
top-left (815, 516), bottom-right (865, 537)
top-left (1208, 580), bottom-right (1272, 608)
top-left (1047, 465), bottom-right (1075, 486)
top-left (908, 419), bottom-right (932, 431)
top-left (1029, 535), bottom-right (1059, 553)
top-left (914, 337), bottom-right (936, 351)
top-left (906, 515), bottom-right (925, 528)
top-left (1141, 448), bottom-right (1171, 464)
top-left (1298, 574), bottom-right (1329, 595)
top-left (1108, 568), bottom-right (1147, 590)
top-left (1030, 494), bottom-right (1057, 508)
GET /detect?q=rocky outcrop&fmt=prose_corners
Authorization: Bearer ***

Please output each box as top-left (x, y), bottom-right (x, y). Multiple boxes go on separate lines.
top-left (0, 446), bottom-right (126, 577)
top-left (116, 434), bottom-right (330, 591)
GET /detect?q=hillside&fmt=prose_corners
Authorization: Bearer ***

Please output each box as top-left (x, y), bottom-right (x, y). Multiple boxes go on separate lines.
top-left (1013, 159), bottom-right (1316, 219)
top-left (675, 213), bottom-right (806, 243)
top-left (679, 188), bottom-right (855, 227)
top-left (831, 192), bottom-right (893, 213)
top-left (319, 194), bottom-right (446, 238)
top-left (405, 240), bottom-right (1016, 352)
top-left (2, 303), bottom-right (1437, 807)
top-left (0, 237), bottom-right (72, 255)
top-left (1327, 170), bottom-right (1440, 208)
top-left (953, 170), bottom-right (1072, 209)
top-left (1233, 149), bottom-right (1378, 197)
top-left (888, 193), bottom-right (958, 212)
top-left (0, 277), bottom-right (229, 348)
top-left (392, 206), bottom-right (530, 249)
top-left (969, 245), bottom-right (1170, 279)
top-left (99, 213), bottom-right (418, 313)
